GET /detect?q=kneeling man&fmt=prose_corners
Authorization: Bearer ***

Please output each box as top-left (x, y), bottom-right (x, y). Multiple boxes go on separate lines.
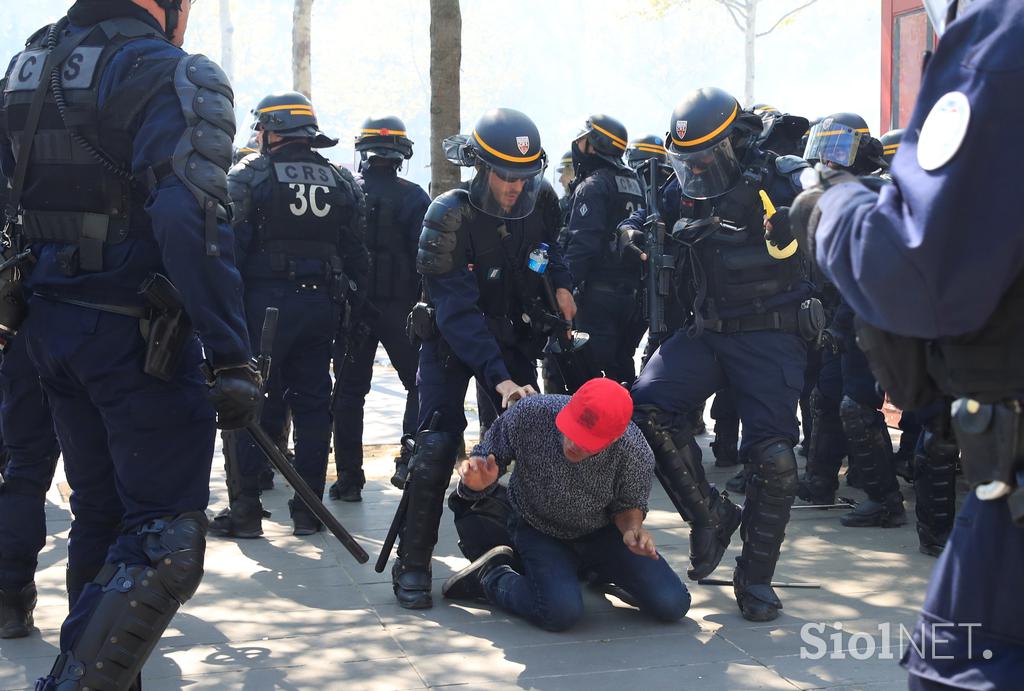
top-left (443, 378), bottom-right (690, 631)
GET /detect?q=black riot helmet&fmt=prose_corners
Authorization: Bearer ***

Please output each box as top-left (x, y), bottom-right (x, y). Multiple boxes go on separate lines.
top-left (626, 134), bottom-right (666, 170)
top-left (880, 128), bottom-right (904, 167)
top-left (251, 92), bottom-right (339, 149)
top-left (442, 108), bottom-right (548, 220)
top-left (803, 112), bottom-right (885, 174)
top-left (573, 114), bottom-right (629, 170)
top-left (354, 115), bottom-right (414, 172)
top-left (232, 130), bottom-right (260, 165)
top-left (665, 87), bottom-right (744, 199)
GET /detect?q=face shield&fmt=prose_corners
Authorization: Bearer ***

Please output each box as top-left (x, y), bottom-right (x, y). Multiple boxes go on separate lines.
top-left (803, 120), bottom-right (862, 168)
top-left (667, 137), bottom-right (741, 200)
top-left (468, 158), bottom-right (547, 220)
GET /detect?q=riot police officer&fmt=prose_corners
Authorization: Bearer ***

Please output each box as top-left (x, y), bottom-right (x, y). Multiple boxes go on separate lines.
top-left (626, 134), bottom-right (667, 172)
top-left (555, 149), bottom-right (575, 222)
top-left (751, 104), bottom-right (811, 158)
top-left (1, 0), bottom-right (260, 686)
top-left (395, 108), bottom-right (575, 609)
top-left (329, 116), bottom-right (429, 502)
top-left (209, 91), bottom-right (369, 537)
top-left (796, 113), bottom-right (905, 528)
top-left (630, 87), bottom-right (813, 622)
top-left (564, 115), bottom-right (646, 385)
top-left (790, 1), bottom-right (1024, 684)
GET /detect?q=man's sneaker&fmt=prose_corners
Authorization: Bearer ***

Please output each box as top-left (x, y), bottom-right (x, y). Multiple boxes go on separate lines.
top-left (442, 545), bottom-right (515, 602)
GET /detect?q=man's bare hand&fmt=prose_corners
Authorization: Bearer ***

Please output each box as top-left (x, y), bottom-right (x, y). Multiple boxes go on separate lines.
top-left (458, 453), bottom-right (499, 491)
top-left (495, 380), bottom-right (537, 409)
top-left (622, 527), bottom-right (658, 560)
top-left (555, 287), bottom-right (577, 323)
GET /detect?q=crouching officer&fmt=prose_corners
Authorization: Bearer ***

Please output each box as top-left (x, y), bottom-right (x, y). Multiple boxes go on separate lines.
top-left (631, 87), bottom-right (814, 622)
top-left (564, 115), bottom-right (646, 385)
top-left (1, 0), bottom-right (260, 686)
top-left (330, 116), bottom-right (430, 501)
top-left (791, 3), bottom-right (1024, 685)
top-left (209, 91), bottom-right (369, 537)
top-left (394, 108), bottom-right (576, 609)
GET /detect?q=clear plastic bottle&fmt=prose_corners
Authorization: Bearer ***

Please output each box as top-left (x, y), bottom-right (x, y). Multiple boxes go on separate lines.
top-left (527, 242), bottom-right (549, 274)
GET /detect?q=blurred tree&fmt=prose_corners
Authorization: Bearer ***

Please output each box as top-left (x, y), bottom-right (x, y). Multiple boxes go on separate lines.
top-left (429, 0), bottom-right (461, 197)
top-left (649, 0), bottom-right (820, 105)
top-left (293, 0), bottom-right (314, 98)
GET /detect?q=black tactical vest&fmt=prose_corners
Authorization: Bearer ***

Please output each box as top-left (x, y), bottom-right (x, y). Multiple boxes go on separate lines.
top-left (466, 212), bottom-right (547, 322)
top-left (251, 147), bottom-right (353, 269)
top-left (692, 154), bottom-right (805, 318)
top-left (364, 175), bottom-right (417, 304)
top-left (587, 166), bottom-right (644, 284)
top-left (2, 18), bottom-right (172, 273)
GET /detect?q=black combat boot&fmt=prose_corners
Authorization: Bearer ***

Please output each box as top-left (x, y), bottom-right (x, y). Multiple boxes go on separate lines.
top-left (208, 496), bottom-right (265, 539)
top-left (0, 582), bottom-right (36, 639)
top-left (289, 498), bottom-right (324, 536)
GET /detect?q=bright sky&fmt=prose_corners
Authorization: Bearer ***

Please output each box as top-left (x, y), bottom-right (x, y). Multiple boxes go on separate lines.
top-left (2, 0), bottom-right (880, 190)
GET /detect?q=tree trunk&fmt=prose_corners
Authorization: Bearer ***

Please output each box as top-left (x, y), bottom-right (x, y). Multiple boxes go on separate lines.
top-left (429, 0), bottom-right (462, 198)
top-left (292, 0), bottom-right (314, 98)
top-left (744, 0), bottom-right (757, 106)
top-left (219, 0), bottom-right (234, 82)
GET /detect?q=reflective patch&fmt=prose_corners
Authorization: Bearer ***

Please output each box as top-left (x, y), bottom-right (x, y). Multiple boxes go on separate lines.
top-left (486, 267), bottom-right (502, 281)
top-left (615, 175), bottom-right (642, 196)
top-left (273, 162), bottom-right (337, 187)
top-left (917, 91), bottom-right (971, 171)
top-left (4, 47), bottom-right (103, 93)
top-left (578, 203), bottom-right (589, 217)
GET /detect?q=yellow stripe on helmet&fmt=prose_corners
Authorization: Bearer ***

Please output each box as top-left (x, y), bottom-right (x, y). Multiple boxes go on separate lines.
top-left (257, 104), bottom-right (315, 115)
top-left (472, 129), bottom-right (542, 164)
top-left (360, 128), bottom-right (408, 137)
top-left (590, 122), bottom-right (627, 150)
top-left (633, 143), bottom-right (666, 154)
top-left (672, 104), bottom-right (738, 148)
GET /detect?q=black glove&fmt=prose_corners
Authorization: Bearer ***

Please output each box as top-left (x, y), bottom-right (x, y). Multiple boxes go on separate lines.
top-left (615, 227), bottom-right (647, 267)
top-left (765, 207), bottom-right (795, 250)
top-left (207, 363), bottom-right (262, 430)
top-left (818, 327), bottom-right (846, 355)
top-left (789, 164), bottom-right (860, 266)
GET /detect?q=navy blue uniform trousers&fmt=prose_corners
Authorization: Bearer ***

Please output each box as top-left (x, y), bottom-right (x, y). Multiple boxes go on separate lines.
top-left (632, 329), bottom-right (806, 449)
top-left (23, 298), bottom-right (215, 649)
top-left (236, 283), bottom-right (335, 498)
top-left (0, 335), bottom-right (61, 591)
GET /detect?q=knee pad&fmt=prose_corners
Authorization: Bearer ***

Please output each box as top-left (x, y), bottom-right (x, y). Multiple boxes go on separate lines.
top-left (839, 395), bottom-right (882, 434)
top-left (49, 513), bottom-right (207, 690)
top-left (409, 431), bottom-right (460, 494)
top-left (749, 439), bottom-right (799, 496)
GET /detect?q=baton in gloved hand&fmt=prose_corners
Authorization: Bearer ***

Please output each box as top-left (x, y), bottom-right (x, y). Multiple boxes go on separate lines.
top-left (247, 307), bottom-right (369, 564)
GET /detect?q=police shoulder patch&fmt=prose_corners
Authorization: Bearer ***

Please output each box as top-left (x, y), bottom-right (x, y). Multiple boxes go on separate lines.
top-left (917, 91), bottom-right (971, 171)
top-left (578, 202), bottom-right (589, 217)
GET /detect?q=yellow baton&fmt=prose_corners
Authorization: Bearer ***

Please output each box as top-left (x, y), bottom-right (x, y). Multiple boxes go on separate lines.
top-left (760, 190), bottom-right (798, 259)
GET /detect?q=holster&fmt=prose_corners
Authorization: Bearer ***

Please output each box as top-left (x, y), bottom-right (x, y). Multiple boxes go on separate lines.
top-left (407, 301), bottom-right (438, 344)
top-left (139, 273), bottom-right (192, 382)
top-left (951, 398), bottom-right (1024, 525)
top-left (854, 315), bottom-right (942, 410)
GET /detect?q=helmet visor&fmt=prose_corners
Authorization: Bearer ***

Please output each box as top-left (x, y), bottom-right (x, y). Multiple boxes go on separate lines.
top-left (469, 161), bottom-right (547, 220)
top-left (667, 137), bottom-right (741, 199)
top-left (803, 120), bottom-right (861, 168)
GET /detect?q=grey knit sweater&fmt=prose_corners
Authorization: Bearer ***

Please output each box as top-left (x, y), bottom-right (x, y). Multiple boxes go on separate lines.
top-left (458, 394), bottom-right (655, 540)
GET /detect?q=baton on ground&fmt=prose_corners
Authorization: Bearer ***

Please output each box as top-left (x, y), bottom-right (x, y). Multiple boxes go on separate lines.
top-left (697, 578), bottom-right (820, 589)
top-left (247, 307), bottom-right (368, 564)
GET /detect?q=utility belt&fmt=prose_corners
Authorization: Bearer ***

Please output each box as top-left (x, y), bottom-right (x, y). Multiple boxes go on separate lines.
top-left (21, 209), bottom-right (132, 276)
top-left (950, 398), bottom-right (1024, 527)
top-left (701, 298), bottom-right (823, 341)
top-left (34, 272), bottom-right (192, 382)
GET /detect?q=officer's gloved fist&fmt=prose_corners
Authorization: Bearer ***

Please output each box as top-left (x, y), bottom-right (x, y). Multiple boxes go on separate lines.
top-left (207, 362), bottom-right (262, 430)
top-left (764, 207), bottom-right (795, 251)
top-left (790, 163), bottom-right (863, 263)
top-left (616, 227), bottom-right (648, 266)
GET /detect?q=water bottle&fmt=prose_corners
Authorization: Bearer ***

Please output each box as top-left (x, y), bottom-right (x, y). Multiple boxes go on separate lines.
top-left (527, 243), bottom-right (549, 274)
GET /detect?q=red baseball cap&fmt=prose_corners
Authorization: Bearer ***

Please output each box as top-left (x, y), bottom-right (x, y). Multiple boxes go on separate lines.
top-left (555, 378), bottom-right (634, 453)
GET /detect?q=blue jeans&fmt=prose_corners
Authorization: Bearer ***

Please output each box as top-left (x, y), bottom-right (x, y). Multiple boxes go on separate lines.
top-left (483, 515), bottom-right (690, 632)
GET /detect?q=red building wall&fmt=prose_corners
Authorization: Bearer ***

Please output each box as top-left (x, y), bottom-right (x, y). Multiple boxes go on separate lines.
top-left (881, 0), bottom-right (935, 132)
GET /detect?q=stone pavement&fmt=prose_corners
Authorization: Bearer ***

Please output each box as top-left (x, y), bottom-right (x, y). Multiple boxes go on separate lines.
top-left (0, 357), bottom-right (938, 690)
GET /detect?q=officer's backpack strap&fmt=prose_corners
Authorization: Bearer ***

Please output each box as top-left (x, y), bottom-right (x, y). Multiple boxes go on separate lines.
top-left (169, 54), bottom-right (235, 257)
top-left (417, 189), bottom-right (474, 276)
top-left (226, 153), bottom-right (271, 228)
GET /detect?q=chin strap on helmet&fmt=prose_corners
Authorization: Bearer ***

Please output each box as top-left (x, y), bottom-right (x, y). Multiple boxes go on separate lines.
top-left (155, 0), bottom-right (183, 41)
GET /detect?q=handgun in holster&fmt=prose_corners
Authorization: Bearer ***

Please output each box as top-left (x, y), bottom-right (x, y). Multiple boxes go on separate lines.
top-left (138, 273), bottom-right (193, 382)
